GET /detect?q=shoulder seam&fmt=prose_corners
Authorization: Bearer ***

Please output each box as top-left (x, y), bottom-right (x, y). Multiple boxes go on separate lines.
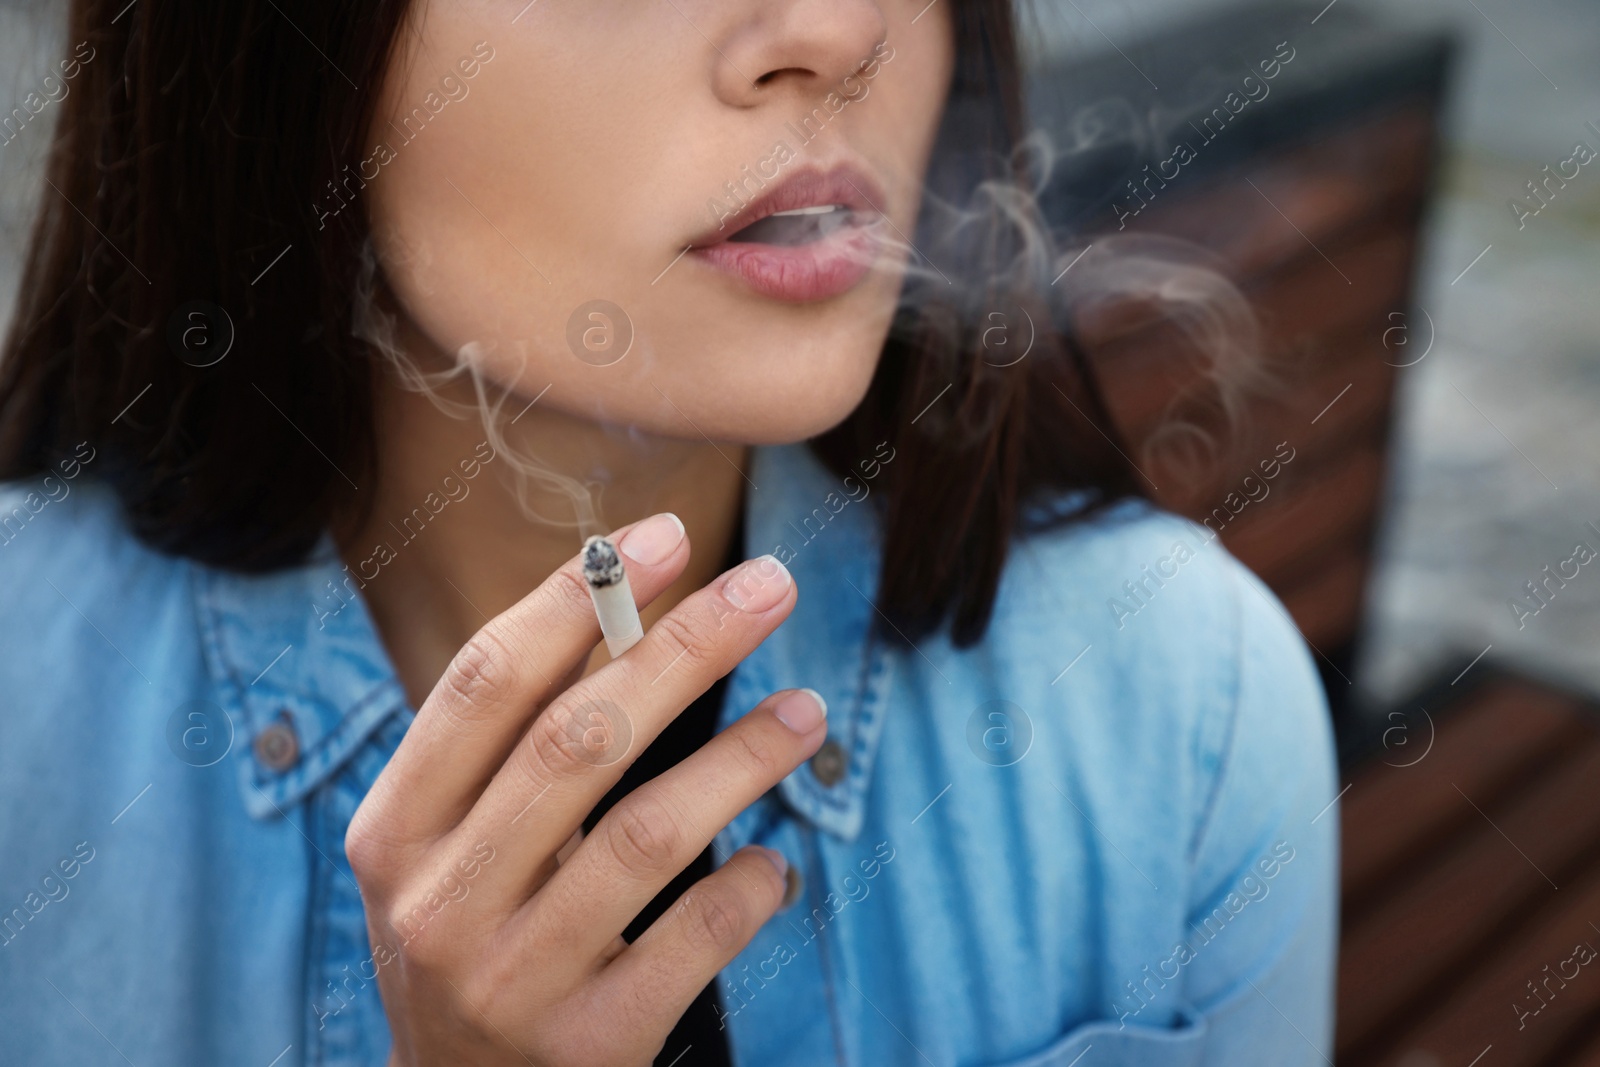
top-left (1185, 553), bottom-right (1247, 867)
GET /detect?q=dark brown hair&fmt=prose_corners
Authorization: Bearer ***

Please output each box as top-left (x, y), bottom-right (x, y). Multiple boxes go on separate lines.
top-left (0, 0), bottom-right (1142, 649)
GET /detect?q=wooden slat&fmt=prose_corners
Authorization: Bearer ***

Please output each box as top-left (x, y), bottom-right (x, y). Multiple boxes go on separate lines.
top-left (1244, 225), bottom-right (1421, 345)
top-left (1086, 221), bottom-right (1412, 453)
top-left (1373, 855), bottom-right (1600, 1065)
top-left (1275, 337), bottom-right (1399, 462)
top-left (1086, 315), bottom-right (1221, 448)
top-left (1339, 680), bottom-right (1590, 905)
top-left (1221, 445), bottom-right (1383, 587)
top-left (1275, 543), bottom-right (1369, 651)
top-left (1131, 107), bottom-right (1435, 278)
top-left (1560, 1023), bottom-right (1600, 1066)
top-left (1337, 734), bottom-right (1600, 1052)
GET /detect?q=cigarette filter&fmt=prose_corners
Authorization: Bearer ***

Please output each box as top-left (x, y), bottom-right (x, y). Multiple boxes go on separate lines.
top-left (582, 535), bottom-right (644, 658)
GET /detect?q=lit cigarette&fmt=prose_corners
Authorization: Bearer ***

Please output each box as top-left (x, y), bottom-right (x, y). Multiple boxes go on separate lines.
top-left (582, 535), bottom-right (643, 658)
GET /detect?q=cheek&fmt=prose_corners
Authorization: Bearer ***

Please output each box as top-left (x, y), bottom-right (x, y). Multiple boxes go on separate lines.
top-left (365, 9), bottom-right (672, 405)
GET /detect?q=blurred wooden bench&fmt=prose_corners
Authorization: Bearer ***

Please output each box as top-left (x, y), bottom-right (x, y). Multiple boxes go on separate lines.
top-left (1336, 667), bottom-right (1600, 1065)
top-left (1030, 8), bottom-right (1600, 1064)
top-left (1028, 1), bottom-right (1456, 723)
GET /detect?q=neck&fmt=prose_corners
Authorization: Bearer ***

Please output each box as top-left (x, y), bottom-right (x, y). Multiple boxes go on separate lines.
top-left (338, 358), bottom-right (750, 710)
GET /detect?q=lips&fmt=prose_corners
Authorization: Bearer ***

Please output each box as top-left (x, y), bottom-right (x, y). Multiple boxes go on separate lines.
top-left (688, 163), bottom-right (889, 303)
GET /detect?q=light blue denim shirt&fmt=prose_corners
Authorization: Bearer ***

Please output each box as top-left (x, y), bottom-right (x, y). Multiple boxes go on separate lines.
top-left (0, 440), bottom-right (1338, 1066)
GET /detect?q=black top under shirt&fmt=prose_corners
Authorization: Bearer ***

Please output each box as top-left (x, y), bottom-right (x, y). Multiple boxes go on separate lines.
top-left (579, 526), bottom-right (740, 1066)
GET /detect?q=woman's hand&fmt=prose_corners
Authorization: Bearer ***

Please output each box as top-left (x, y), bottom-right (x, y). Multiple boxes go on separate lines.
top-left (345, 513), bottom-right (826, 1066)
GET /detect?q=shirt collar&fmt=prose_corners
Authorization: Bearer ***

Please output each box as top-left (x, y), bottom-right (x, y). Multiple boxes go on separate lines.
top-left (725, 442), bottom-right (895, 842)
top-left (195, 533), bottom-right (408, 820)
top-left (197, 441), bottom-right (894, 839)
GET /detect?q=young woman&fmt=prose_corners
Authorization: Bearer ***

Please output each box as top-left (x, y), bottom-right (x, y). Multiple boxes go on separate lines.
top-left (0, 0), bottom-right (1337, 1064)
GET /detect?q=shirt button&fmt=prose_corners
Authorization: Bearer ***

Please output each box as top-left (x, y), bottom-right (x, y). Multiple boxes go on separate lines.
top-left (810, 738), bottom-right (847, 786)
top-left (253, 714), bottom-right (299, 772)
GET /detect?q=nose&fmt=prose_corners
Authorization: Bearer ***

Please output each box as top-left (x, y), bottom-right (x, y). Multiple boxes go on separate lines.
top-left (711, 0), bottom-right (890, 108)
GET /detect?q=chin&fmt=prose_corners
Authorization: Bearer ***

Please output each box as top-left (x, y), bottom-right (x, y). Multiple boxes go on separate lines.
top-left (618, 281), bottom-right (901, 446)
top-left (688, 374), bottom-right (876, 446)
top-left (550, 340), bottom-right (882, 447)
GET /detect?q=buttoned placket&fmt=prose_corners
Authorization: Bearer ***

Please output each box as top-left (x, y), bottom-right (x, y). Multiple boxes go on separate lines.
top-left (709, 444), bottom-right (904, 1065)
top-left (197, 534), bottom-right (414, 1065)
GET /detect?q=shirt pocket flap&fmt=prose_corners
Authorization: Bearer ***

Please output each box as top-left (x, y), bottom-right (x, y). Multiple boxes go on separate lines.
top-left (979, 1005), bottom-right (1206, 1067)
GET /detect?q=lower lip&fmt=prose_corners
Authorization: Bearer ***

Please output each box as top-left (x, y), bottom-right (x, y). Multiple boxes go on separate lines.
top-left (689, 221), bottom-right (884, 303)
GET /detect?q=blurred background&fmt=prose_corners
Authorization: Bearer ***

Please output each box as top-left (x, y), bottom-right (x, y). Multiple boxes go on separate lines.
top-left (1019, 0), bottom-right (1600, 712)
top-left (3, 0), bottom-right (1597, 1062)
top-left (1014, 4), bottom-right (1600, 1062)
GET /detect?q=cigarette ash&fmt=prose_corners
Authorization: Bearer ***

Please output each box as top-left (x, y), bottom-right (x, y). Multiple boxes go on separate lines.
top-left (582, 535), bottom-right (625, 588)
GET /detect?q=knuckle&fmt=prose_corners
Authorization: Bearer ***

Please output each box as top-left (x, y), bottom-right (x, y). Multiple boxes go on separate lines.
top-left (728, 725), bottom-right (784, 780)
top-left (678, 885), bottom-right (749, 954)
top-left (604, 798), bottom-right (683, 879)
top-left (344, 806), bottom-right (396, 885)
top-left (551, 564), bottom-right (601, 623)
top-left (523, 702), bottom-right (605, 783)
top-left (439, 628), bottom-right (518, 715)
top-left (457, 952), bottom-right (523, 1021)
top-left (651, 610), bottom-right (724, 673)
top-left (383, 900), bottom-right (454, 967)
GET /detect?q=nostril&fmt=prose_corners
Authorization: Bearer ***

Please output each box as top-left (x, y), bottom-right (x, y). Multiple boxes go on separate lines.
top-left (754, 67), bottom-right (810, 87)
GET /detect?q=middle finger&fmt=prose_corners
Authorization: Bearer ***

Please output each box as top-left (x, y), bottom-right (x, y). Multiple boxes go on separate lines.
top-left (449, 553), bottom-right (799, 912)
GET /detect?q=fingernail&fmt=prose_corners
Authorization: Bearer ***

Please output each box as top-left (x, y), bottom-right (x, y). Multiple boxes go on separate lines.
top-left (774, 688), bottom-right (827, 734)
top-left (723, 554), bottom-right (792, 613)
top-left (619, 512), bottom-right (685, 566)
top-left (780, 863), bottom-right (803, 908)
top-left (761, 846), bottom-right (789, 879)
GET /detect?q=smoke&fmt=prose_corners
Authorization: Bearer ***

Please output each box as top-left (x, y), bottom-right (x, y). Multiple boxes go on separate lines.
top-left (352, 236), bottom-right (611, 539)
top-left (874, 120), bottom-right (1267, 477)
top-left (350, 111), bottom-right (1265, 537)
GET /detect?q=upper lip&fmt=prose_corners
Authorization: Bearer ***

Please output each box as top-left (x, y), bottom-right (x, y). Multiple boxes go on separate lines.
top-left (689, 161), bottom-right (887, 248)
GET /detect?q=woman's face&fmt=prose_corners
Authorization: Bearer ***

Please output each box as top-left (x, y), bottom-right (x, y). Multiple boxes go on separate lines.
top-left (364, 0), bottom-right (956, 444)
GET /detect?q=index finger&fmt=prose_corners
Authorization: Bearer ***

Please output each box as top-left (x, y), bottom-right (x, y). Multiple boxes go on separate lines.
top-left (357, 512), bottom-right (692, 848)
